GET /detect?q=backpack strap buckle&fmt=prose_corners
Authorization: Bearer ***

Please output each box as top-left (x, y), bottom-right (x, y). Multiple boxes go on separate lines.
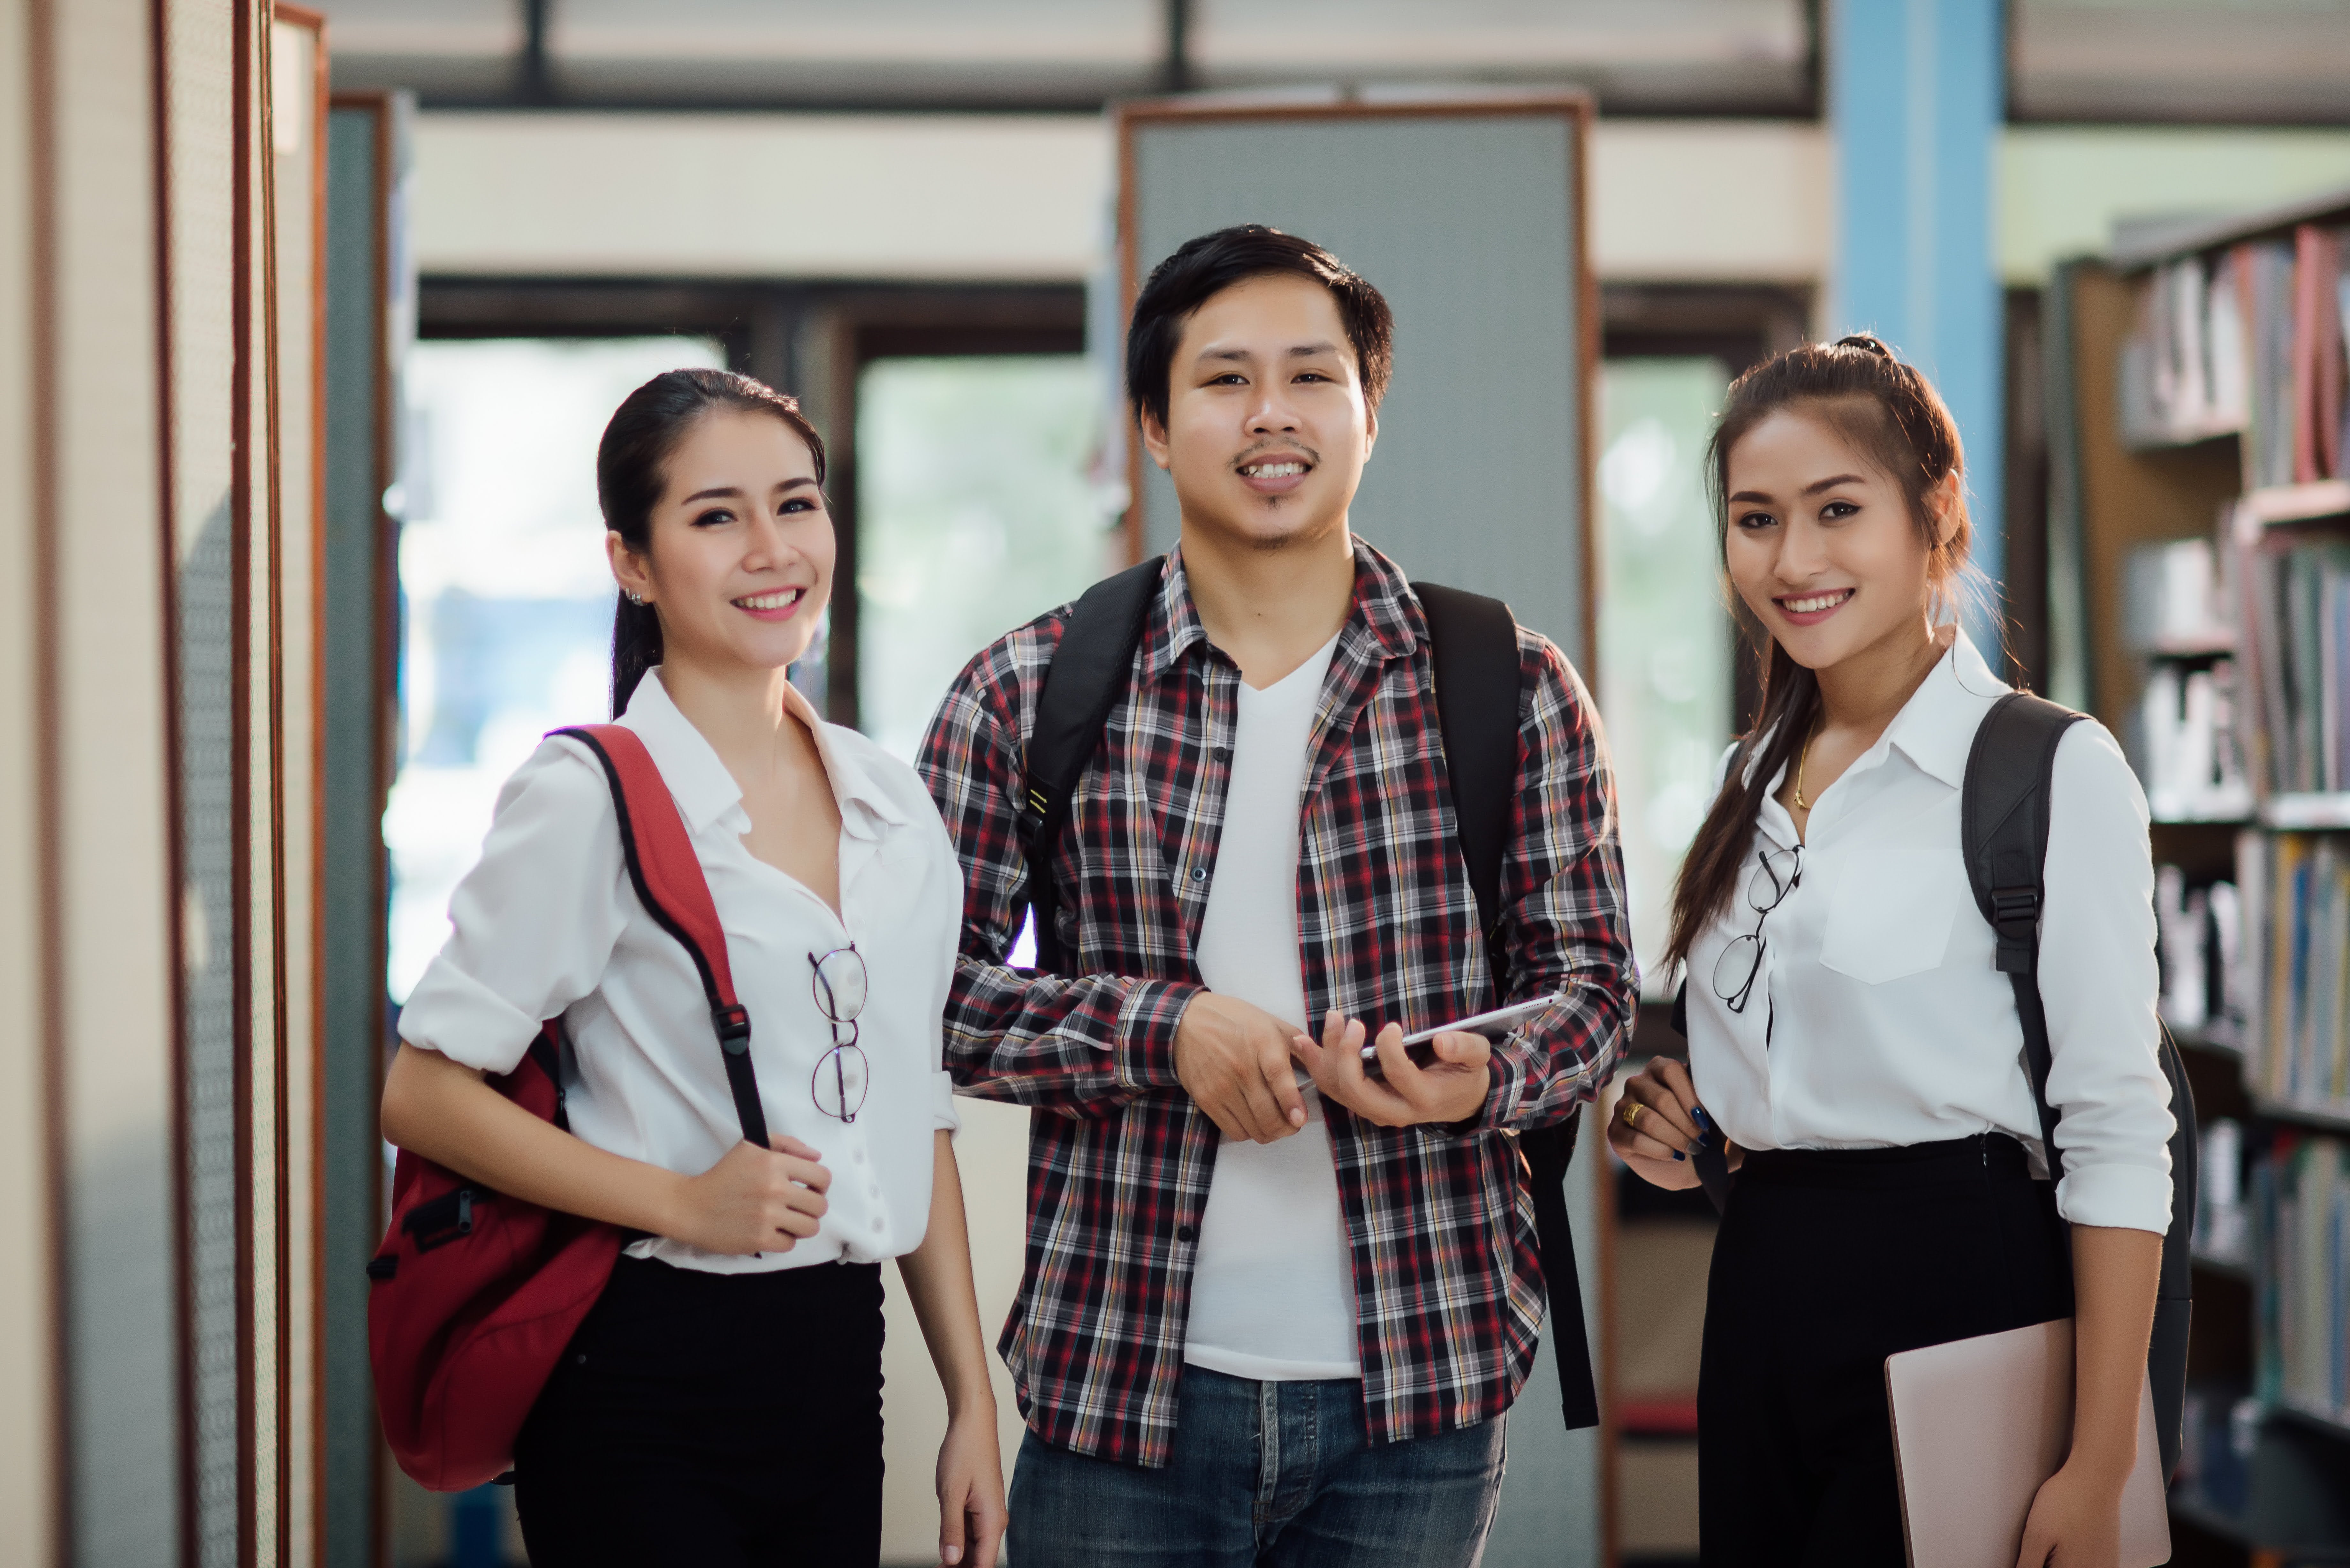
top-left (1015, 780), bottom-right (1053, 853)
top-left (1989, 885), bottom-right (2039, 975)
top-left (712, 1003), bottom-right (752, 1056)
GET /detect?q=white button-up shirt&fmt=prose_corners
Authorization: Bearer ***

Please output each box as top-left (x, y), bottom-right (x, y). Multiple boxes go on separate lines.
top-left (1685, 632), bottom-right (2175, 1234)
top-left (397, 669), bottom-right (963, 1273)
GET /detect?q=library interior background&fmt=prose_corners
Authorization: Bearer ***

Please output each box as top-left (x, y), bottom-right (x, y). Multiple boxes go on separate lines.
top-left (12, 1), bottom-right (2350, 1564)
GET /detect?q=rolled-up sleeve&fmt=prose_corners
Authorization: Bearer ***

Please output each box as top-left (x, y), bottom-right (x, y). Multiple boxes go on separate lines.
top-left (916, 646), bottom-right (1203, 1112)
top-left (396, 739), bottom-right (628, 1075)
top-left (1478, 632), bottom-right (1638, 1133)
top-left (2036, 721), bottom-right (2174, 1233)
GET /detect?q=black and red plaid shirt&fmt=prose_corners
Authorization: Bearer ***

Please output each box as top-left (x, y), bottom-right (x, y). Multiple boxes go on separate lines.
top-left (916, 540), bottom-right (1634, 1467)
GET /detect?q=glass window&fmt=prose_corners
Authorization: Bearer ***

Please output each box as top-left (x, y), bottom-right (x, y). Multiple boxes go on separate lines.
top-left (1597, 358), bottom-right (1734, 998)
top-left (854, 354), bottom-right (1120, 761)
top-left (386, 335), bottom-right (725, 1005)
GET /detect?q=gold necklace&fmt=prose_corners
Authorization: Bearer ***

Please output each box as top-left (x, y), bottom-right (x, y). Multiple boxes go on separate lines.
top-left (1793, 727), bottom-right (1818, 810)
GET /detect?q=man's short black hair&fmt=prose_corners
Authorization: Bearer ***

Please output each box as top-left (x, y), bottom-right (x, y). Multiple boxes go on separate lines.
top-left (1125, 224), bottom-right (1395, 433)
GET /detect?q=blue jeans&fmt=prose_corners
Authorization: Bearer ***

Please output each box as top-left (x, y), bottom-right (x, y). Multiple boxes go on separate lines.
top-left (1007, 1366), bottom-right (1507, 1568)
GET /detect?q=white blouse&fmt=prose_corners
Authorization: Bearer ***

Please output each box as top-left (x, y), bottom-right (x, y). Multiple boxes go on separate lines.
top-left (397, 669), bottom-right (964, 1274)
top-left (1684, 632), bottom-right (2175, 1235)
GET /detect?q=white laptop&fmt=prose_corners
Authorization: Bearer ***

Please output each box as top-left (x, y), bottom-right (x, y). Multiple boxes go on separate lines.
top-left (1884, 1318), bottom-right (2171, 1568)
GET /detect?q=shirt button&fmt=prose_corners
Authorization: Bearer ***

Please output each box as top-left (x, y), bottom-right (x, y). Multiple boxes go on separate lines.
top-left (1176, 1224), bottom-right (1197, 1243)
top-left (1190, 867), bottom-right (1208, 883)
top-left (1212, 746), bottom-right (1232, 762)
top-left (853, 1149), bottom-right (866, 1165)
top-left (872, 1218), bottom-right (886, 1234)
top-left (868, 1182), bottom-right (881, 1197)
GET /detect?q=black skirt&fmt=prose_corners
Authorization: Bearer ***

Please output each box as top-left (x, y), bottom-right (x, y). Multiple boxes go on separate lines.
top-left (514, 1254), bottom-right (887, 1568)
top-left (1697, 1134), bottom-right (2072, 1567)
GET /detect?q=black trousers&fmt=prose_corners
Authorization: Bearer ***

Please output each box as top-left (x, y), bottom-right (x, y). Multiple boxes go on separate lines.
top-left (514, 1255), bottom-right (886, 1568)
top-left (1698, 1135), bottom-right (2071, 1567)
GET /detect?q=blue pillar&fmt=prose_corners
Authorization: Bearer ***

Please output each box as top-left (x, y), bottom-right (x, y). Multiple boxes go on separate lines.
top-left (1831, 0), bottom-right (2005, 636)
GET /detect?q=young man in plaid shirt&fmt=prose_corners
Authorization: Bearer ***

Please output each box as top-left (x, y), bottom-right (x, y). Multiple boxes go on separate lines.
top-left (917, 225), bottom-right (1634, 1565)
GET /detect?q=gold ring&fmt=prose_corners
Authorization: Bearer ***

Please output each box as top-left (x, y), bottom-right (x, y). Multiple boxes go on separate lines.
top-left (1622, 1101), bottom-right (1642, 1130)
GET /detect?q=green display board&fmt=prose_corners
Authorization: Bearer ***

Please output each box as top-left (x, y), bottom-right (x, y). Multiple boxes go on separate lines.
top-left (1120, 98), bottom-right (1595, 671)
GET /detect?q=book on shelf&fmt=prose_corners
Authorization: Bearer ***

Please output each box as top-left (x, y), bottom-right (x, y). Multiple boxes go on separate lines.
top-left (2158, 864), bottom-right (2249, 1041)
top-left (2123, 539), bottom-right (2256, 818)
top-left (2252, 1129), bottom-right (2350, 1429)
top-left (2119, 224), bottom-right (2350, 490)
top-left (2242, 832), bottom-right (2350, 1110)
top-left (2237, 534), bottom-right (2350, 796)
top-left (2125, 537), bottom-right (2235, 652)
top-left (2200, 1116), bottom-right (2252, 1265)
top-left (2173, 1389), bottom-right (2263, 1518)
top-left (2121, 248), bottom-right (2251, 446)
top-left (2140, 663), bottom-right (2256, 820)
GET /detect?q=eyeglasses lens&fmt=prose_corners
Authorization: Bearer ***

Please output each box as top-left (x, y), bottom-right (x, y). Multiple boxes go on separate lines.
top-left (1712, 933), bottom-right (1763, 1010)
top-left (1748, 847), bottom-right (1800, 914)
top-left (813, 1042), bottom-right (869, 1122)
top-left (812, 946), bottom-right (868, 1025)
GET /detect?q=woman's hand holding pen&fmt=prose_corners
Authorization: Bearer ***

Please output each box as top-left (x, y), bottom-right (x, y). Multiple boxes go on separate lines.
top-left (1607, 1057), bottom-right (1734, 1191)
top-left (666, 1136), bottom-right (832, 1255)
top-left (1292, 1010), bottom-right (1491, 1127)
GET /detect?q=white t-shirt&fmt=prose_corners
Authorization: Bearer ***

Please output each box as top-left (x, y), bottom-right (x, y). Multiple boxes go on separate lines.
top-left (1182, 632), bottom-right (1361, 1381)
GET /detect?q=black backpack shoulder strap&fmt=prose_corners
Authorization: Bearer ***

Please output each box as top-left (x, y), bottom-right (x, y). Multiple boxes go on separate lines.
top-left (1961, 690), bottom-right (2198, 1478)
top-left (1017, 556), bottom-right (1163, 972)
top-left (1961, 690), bottom-right (2081, 1158)
top-left (1415, 581), bottom-right (1600, 1432)
top-left (1412, 581), bottom-right (1522, 971)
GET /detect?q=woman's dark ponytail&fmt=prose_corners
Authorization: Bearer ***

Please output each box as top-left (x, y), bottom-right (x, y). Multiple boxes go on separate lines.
top-left (596, 367), bottom-right (827, 716)
top-left (1662, 335), bottom-right (1979, 973)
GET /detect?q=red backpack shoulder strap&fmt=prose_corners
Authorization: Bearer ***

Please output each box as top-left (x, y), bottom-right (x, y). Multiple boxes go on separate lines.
top-left (555, 724), bottom-right (769, 1149)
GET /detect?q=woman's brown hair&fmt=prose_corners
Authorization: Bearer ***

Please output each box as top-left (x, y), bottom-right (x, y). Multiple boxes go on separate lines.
top-left (1661, 334), bottom-right (1978, 974)
top-left (597, 367), bottom-right (828, 716)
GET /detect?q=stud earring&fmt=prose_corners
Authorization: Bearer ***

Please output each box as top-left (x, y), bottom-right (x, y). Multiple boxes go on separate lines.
top-left (626, 591), bottom-right (646, 606)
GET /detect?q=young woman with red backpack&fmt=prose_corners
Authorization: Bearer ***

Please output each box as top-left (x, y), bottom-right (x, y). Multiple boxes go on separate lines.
top-left (380, 368), bottom-right (1005, 1568)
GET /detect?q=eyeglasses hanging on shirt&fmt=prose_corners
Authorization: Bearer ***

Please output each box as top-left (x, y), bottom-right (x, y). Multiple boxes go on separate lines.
top-left (1712, 845), bottom-right (1803, 1028)
top-left (809, 944), bottom-right (869, 1123)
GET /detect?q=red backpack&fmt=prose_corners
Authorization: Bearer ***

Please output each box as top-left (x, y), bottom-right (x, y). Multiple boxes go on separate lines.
top-left (368, 723), bottom-right (771, 1491)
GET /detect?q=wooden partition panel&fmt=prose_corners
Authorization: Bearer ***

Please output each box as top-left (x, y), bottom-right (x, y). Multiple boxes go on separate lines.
top-left (40, 0), bottom-right (182, 1560)
top-left (161, 2), bottom-right (326, 1562)
top-left (317, 87), bottom-right (403, 1568)
top-left (0, 0), bottom-right (57, 1558)
top-left (160, 1), bottom-right (246, 1562)
top-left (4, 0), bottom-right (335, 1558)
top-left (268, 15), bottom-right (328, 1563)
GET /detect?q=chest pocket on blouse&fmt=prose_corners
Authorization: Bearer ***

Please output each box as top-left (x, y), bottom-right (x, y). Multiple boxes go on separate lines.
top-left (1816, 822), bottom-right (1966, 985)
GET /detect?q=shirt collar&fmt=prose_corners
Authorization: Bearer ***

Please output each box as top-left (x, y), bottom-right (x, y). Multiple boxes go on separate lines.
top-left (1139, 537), bottom-right (1421, 683)
top-left (1737, 627), bottom-right (2005, 815)
top-left (1879, 628), bottom-right (2008, 790)
top-left (618, 668), bottom-right (908, 840)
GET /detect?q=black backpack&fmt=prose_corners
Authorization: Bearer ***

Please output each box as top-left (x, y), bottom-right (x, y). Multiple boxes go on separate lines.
top-left (1013, 558), bottom-right (1599, 1431)
top-left (1962, 691), bottom-right (2196, 1479)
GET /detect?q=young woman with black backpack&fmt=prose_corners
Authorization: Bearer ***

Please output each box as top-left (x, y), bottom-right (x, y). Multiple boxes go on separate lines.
top-left (380, 369), bottom-right (1006, 1568)
top-left (1607, 337), bottom-right (2172, 1566)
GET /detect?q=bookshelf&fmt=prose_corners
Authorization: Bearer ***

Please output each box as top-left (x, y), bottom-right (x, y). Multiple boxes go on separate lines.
top-left (2057, 181), bottom-right (2350, 1564)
